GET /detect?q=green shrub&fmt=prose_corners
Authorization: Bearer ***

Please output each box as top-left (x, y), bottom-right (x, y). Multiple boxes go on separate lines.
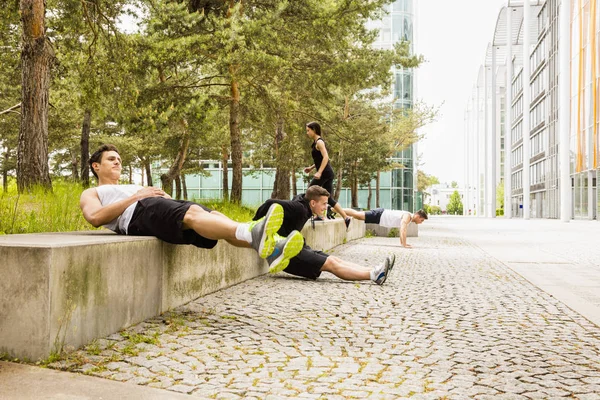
top-left (388, 228), bottom-right (399, 237)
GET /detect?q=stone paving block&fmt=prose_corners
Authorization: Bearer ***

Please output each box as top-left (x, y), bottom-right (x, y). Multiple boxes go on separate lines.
top-left (41, 229), bottom-right (600, 399)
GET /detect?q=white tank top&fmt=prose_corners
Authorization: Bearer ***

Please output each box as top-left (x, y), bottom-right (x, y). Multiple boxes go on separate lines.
top-left (95, 184), bottom-right (143, 234)
top-left (379, 210), bottom-right (411, 228)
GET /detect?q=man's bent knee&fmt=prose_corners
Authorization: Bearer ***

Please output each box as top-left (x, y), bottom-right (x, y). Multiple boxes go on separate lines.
top-left (321, 256), bottom-right (340, 272)
top-left (183, 204), bottom-right (208, 228)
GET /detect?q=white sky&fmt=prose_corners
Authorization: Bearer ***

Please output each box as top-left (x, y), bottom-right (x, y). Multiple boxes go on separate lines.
top-left (416, 0), bottom-right (508, 186)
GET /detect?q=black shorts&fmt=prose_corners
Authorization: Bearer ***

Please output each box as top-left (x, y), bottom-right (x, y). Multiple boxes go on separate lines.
top-left (127, 197), bottom-right (218, 249)
top-left (364, 208), bottom-right (384, 224)
top-left (283, 244), bottom-right (329, 280)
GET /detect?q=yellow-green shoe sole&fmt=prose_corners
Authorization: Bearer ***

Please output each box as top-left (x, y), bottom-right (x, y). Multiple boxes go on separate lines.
top-left (260, 204), bottom-right (284, 258)
top-left (268, 231), bottom-right (304, 274)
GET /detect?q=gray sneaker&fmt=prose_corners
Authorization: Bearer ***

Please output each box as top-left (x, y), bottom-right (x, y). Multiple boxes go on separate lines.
top-left (267, 231), bottom-right (304, 274)
top-left (372, 257), bottom-right (391, 285)
top-left (249, 203), bottom-right (284, 258)
top-left (388, 253), bottom-right (396, 272)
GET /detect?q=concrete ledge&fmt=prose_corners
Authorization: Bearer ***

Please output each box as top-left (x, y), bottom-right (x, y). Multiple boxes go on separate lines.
top-left (365, 222), bottom-right (418, 237)
top-left (0, 218), bottom-right (364, 361)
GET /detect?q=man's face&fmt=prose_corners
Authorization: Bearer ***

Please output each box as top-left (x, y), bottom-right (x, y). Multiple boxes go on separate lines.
top-left (414, 215), bottom-right (425, 225)
top-left (310, 196), bottom-right (329, 217)
top-left (93, 150), bottom-right (122, 180)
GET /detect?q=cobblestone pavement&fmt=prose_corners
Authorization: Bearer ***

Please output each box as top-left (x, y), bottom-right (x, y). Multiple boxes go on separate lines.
top-left (51, 219), bottom-right (600, 399)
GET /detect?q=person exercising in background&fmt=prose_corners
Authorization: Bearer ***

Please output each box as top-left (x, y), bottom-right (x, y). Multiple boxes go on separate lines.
top-left (254, 185), bottom-right (394, 284)
top-left (303, 121), bottom-right (351, 230)
top-left (343, 208), bottom-right (428, 248)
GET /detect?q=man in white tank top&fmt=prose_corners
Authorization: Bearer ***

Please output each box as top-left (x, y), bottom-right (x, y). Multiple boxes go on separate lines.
top-left (79, 144), bottom-right (304, 273)
top-left (343, 208), bottom-right (428, 248)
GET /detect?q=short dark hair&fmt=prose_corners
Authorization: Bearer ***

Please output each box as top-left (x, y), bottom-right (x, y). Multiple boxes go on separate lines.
top-left (306, 121), bottom-right (322, 136)
top-left (89, 144), bottom-right (119, 179)
top-left (305, 185), bottom-right (330, 201)
top-left (415, 209), bottom-right (428, 220)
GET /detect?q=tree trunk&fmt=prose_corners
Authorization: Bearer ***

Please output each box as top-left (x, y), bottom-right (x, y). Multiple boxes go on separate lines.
top-left (229, 74), bottom-right (242, 203)
top-left (144, 159), bottom-right (153, 186)
top-left (292, 171), bottom-right (297, 197)
top-left (221, 144), bottom-right (229, 201)
top-left (334, 162), bottom-right (343, 201)
top-left (175, 174), bottom-right (182, 200)
top-left (351, 176), bottom-right (358, 208)
top-left (376, 170), bottom-right (381, 208)
top-left (70, 151), bottom-right (79, 181)
top-left (160, 121), bottom-right (190, 196)
top-left (128, 165), bottom-right (133, 184)
top-left (2, 151), bottom-right (9, 192)
top-left (367, 181), bottom-right (372, 210)
top-left (80, 108), bottom-right (91, 187)
top-left (272, 116), bottom-right (290, 199)
top-left (17, 0), bottom-right (54, 193)
top-left (351, 161), bottom-right (358, 208)
top-left (182, 173), bottom-right (188, 200)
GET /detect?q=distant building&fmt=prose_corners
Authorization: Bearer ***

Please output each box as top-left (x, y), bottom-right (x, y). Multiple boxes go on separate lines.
top-left (426, 183), bottom-right (477, 215)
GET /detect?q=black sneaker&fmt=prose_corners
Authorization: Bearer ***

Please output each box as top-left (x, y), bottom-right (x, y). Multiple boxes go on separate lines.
top-left (326, 206), bottom-right (336, 220)
top-left (344, 217), bottom-right (351, 231)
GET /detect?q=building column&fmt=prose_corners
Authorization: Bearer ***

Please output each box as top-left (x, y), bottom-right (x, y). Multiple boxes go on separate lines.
top-left (484, 64), bottom-right (490, 217)
top-left (464, 107), bottom-right (470, 216)
top-left (523, 0), bottom-right (531, 219)
top-left (491, 45), bottom-right (498, 218)
top-left (505, 3), bottom-right (513, 218)
top-left (476, 73), bottom-right (482, 217)
top-left (559, 0), bottom-right (572, 222)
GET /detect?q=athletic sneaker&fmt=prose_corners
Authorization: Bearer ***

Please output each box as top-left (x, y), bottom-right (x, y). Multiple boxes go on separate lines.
top-left (267, 231), bottom-right (304, 274)
top-left (388, 253), bottom-right (396, 271)
top-left (326, 205), bottom-right (336, 220)
top-left (371, 257), bottom-right (391, 285)
top-left (249, 203), bottom-right (284, 258)
top-left (344, 217), bottom-right (351, 231)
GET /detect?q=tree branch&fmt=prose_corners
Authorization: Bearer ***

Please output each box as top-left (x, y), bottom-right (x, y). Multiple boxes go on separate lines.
top-left (0, 103), bottom-right (21, 116)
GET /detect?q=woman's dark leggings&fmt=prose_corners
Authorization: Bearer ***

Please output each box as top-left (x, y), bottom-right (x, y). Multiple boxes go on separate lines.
top-left (309, 175), bottom-right (337, 208)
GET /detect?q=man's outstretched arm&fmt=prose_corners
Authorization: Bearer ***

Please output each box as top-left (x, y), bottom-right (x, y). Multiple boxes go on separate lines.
top-left (399, 213), bottom-right (412, 248)
top-left (80, 187), bottom-right (166, 228)
top-left (342, 208), bottom-right (366, 220)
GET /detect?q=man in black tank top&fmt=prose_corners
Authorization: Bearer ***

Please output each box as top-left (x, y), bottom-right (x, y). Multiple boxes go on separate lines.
top-left (253, 185), bottom-right (394, 285)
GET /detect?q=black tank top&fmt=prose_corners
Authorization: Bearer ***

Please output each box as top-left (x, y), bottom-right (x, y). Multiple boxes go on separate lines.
top-left (311, 138), bottom-right (334, 176)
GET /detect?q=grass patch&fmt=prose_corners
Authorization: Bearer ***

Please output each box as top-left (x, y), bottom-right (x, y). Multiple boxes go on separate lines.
top-left (193, 199), bottom-right (257, 222)
top-left (0, 179), bottom-right (92, 234)
top-left (120, 331), bottom-right (160, 346)
top-left (387, 228), bottom-right (399, 237)
top-left (365, 229), bottom-right (376, 238)
top-left (0, 180), bottom-right (257, 234)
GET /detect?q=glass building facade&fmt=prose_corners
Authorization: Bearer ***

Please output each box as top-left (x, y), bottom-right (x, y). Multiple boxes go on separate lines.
top-left (570, 0), bottom-right (599, 220)
top-left (367, 0), bottom-right (418, 211)
top-left (467, 0), bottom-right (600, 221)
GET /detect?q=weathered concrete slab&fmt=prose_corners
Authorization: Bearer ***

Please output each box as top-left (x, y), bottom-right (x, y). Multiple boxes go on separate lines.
top-left (0, 218), bottom-right (364, 361)
top-left (0, 361), bottom-right (196, 400)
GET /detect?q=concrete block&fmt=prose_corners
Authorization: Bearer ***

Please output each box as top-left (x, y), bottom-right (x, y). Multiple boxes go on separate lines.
top-left (0, 217), bottom-right (365, 361)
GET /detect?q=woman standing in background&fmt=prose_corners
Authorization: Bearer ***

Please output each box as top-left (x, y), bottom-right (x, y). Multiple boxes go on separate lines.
top-left (303, 121), bottom-right (351, 229)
